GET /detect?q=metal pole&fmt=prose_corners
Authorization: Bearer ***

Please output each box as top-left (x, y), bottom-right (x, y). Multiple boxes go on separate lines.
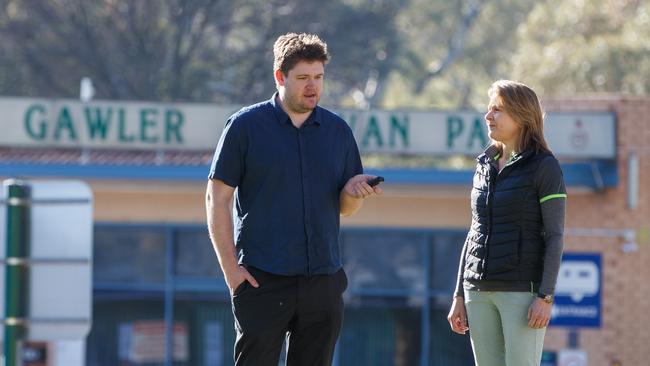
top-left (4, 181), bottom-right (31, 366)
top-left (420, 239), bottom-right (431, 366)
top-left (164, 227), bottom-right (174, 366)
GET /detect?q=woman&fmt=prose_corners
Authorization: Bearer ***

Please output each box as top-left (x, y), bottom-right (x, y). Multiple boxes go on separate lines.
top-left (447, 80), bottom-right (566, 366)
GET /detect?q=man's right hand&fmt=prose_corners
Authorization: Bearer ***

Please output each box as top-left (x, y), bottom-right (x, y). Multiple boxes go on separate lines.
top-left (225, 264), bottom-right (259, 295)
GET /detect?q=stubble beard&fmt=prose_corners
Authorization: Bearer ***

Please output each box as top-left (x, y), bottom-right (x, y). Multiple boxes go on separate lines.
top-left (288, 93), bottom-right (318, 114)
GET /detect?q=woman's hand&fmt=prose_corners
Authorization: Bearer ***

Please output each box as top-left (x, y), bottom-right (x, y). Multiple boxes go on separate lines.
top-left (447, 296), bottom-right (470, 334)
top-left (527, 298), bottom-right (552, 328)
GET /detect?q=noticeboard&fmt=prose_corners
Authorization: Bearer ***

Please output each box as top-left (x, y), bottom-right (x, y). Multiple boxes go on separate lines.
top-left (1, 180), bottom-right (93, 340)
top-left (550, 253), bottom-right (601, 328)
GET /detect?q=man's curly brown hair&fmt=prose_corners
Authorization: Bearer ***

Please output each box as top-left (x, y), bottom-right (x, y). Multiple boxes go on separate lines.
top-left (273, 33), bottom-right (330, 75)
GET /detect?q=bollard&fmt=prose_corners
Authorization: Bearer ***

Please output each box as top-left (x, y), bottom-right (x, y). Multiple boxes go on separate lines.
top-left (3, 181), bottom-right (31, 366)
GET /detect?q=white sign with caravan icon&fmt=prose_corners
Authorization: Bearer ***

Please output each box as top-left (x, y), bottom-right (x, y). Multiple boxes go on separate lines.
top-left (550, 253), bottom-right (601, 328)
top-left (555, 260), bottom-right (600, 302)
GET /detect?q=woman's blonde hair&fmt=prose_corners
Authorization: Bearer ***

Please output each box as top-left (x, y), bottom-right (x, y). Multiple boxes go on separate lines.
top-left (488, 80), bottom-right (550, 154)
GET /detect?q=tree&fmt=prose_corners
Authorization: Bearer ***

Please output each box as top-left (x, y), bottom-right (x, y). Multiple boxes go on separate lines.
top-left (510, 0), bottom-right (650, 96)
top-left (0, 0), bottom-right (407, 105)
top-left (381, 0), bottom-right (537, 110)
top-left (190, 0), bottom-right (407, 107)
top-left (0, 0), bottom-right (238, 101)
top-left (2, 0), bottom-right (644, 108)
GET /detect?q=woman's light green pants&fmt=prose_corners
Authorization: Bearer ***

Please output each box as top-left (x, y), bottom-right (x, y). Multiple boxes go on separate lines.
top-left (464, 291), bottom-right (546, 366)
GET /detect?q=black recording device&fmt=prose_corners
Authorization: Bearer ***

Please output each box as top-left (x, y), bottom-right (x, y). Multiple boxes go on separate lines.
top-left (367, 176), bottom-right (385, 187)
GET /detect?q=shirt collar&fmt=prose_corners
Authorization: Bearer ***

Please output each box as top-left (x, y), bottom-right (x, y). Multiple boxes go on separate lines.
top-left (270, 92), bottom-right (322, 127)
top-left (478, 144), bottom-right (534, 166)
top-left (478, 145), bottom-right (501, 163)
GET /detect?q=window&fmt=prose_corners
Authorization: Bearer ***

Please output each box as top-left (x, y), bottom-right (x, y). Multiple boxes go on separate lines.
top-left (94, 227), bottom-right (166, 284)
top-left (89, 225), bottom-right (473, 365)
top-left (174, 229), bottom-right (222, 279)
top-left (341, 230), bottom-right (427, 292)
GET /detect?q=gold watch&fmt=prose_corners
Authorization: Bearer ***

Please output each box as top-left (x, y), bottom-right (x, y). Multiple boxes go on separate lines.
top-left (537, 293), bottom-right (554, 304)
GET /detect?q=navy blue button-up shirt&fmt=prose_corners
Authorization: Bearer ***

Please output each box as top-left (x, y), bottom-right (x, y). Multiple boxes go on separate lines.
top-left (209, 93), bottom-right (363, 276)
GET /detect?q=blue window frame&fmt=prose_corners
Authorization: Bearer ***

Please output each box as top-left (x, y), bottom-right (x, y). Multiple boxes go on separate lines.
top-left (89, 224), bottom-right (473, 366)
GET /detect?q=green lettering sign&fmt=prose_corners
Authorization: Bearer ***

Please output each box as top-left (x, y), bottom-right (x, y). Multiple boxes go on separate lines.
top-left (54, 107), bottom-right (77, 141)
top-left (389, 115), bottom-right (409, 148)
top-left (468, 117), bottom-right (488, 149)
top-left (165, 109), bottom-right (184, 144)
top-left (447, 116), bottom-right (464, 148)
top-left (24, 104), bottom-right (47, 140)
top-left (362, 116), bottom-right (383, 148)
top-left (118, 108), bottom-right (135, 142)
top-left (140, 108), bottom-right (159, 143)
top-left (84, 107), bottom-right (111, 140)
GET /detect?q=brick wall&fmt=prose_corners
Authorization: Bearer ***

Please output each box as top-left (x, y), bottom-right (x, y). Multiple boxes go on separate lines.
top-left (543, 96), bottom-right (650, 366)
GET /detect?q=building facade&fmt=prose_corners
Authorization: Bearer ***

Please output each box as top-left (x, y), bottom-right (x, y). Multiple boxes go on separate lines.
top-left (0, 95), bottom-right (647, 366)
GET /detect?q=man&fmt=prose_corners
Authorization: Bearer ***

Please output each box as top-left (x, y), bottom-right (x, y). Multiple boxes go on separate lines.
top-left (206, 33), bottom-right (381, 366)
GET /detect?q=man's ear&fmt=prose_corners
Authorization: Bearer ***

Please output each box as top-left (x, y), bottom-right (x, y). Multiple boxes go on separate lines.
top-left (274, 69), bottom-right (285, 87)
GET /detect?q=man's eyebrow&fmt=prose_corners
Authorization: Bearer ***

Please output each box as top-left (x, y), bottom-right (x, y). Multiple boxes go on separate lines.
top-left (296, 73), bottom-right (324, 77)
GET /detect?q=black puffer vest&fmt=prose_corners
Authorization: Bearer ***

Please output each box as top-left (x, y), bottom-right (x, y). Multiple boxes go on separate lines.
top-left (463, 147), bottom-right (551, 282)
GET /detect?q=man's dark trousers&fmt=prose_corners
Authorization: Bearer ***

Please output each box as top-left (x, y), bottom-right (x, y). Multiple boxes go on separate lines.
top-left (232, 266), bottom-right (348, 366)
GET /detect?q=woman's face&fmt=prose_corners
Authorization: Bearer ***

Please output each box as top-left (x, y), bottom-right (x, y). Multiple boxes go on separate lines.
top-left (485, 95), bottom-right (521, 147)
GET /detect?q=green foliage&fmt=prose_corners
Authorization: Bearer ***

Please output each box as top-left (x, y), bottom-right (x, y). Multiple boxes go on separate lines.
top-left (0, 0), bottom-right (406, 105)
top-left (0, 0), bottom-right (646, 109)
top-left (511, 0), bottom-right (650, 95)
